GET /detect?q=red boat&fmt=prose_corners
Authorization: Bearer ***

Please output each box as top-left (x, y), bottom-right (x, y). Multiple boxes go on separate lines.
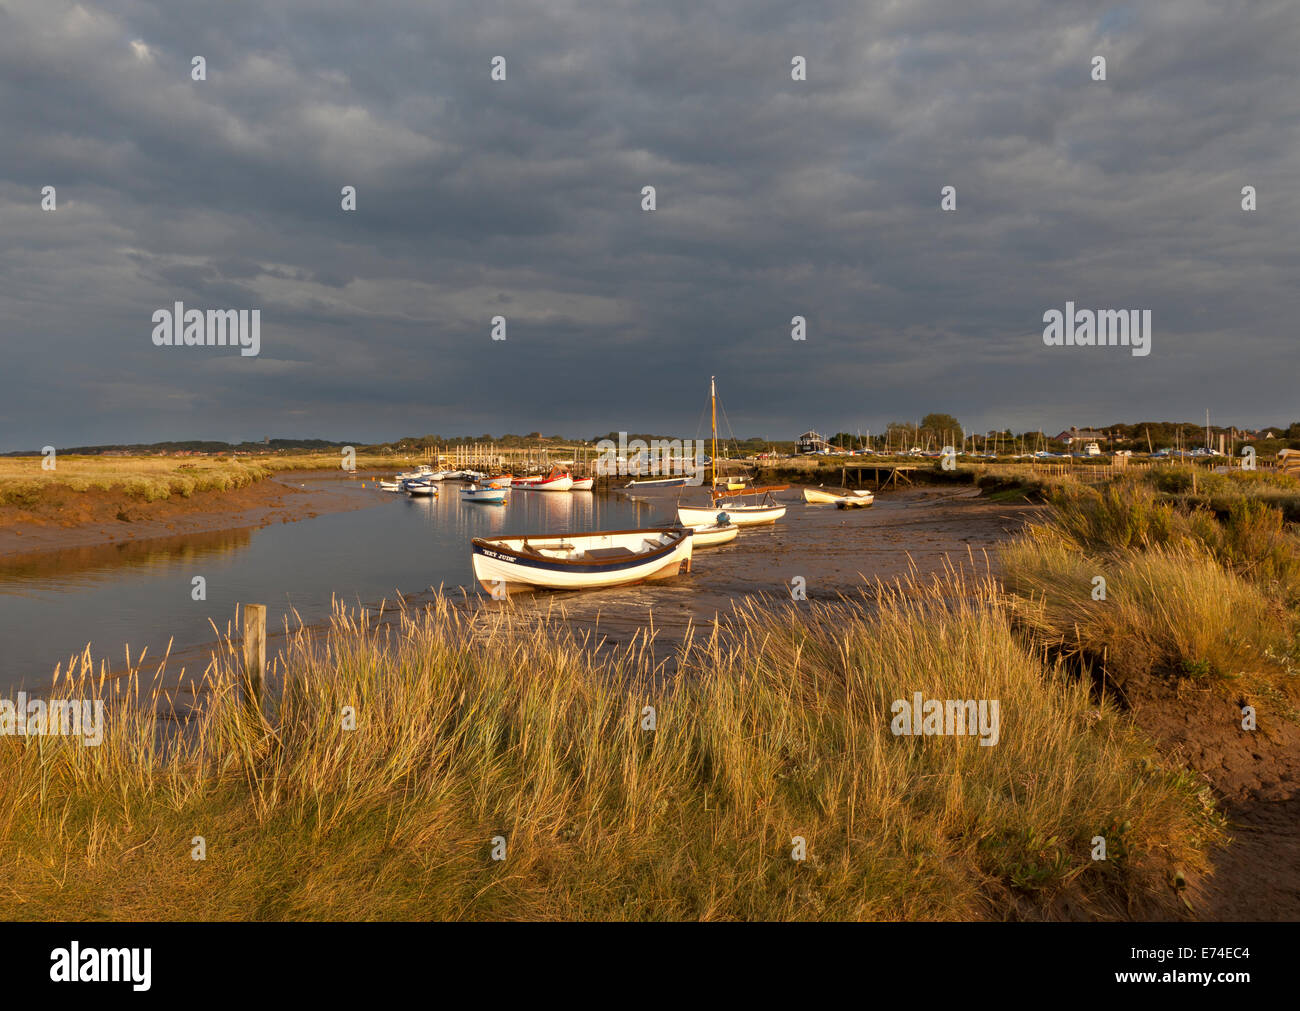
top-left (513, 467), bottom-right (574, 492)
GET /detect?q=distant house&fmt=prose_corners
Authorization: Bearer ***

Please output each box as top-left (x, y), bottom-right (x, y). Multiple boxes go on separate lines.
top-left (797, 430), bottom-right (831, 454)
top-left (1054, 427), bottom-right (1106, 446)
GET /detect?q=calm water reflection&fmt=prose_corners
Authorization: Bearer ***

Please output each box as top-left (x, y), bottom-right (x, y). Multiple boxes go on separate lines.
top-left (0, 479), bottom-right (668, 691)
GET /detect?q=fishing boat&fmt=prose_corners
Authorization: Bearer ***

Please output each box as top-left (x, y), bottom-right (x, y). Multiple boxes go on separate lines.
top-left (685, 520), bottom-right (740, 547)
top-left (675, 377), bottom-right (788, 527)
top-left (471, 527), bottom-right (693, 594)
top-left (803, 487), bottom-right (874, 505)
top-left (461, 485), bottom-right (507, 504)
top-left (514, 467), bottom-right (574, 492)
top-left (570, 476), bottom-right (595, 491)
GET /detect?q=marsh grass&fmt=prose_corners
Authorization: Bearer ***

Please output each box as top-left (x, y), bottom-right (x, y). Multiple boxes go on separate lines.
top-left (0, 456), bottom-right (273, 506)
top-left (0, 574), bottom-right (1218, 921)
top-left (1000, 478), bottom-right (1300, 711)
top-left (0, 452), bottom-right (421, 508)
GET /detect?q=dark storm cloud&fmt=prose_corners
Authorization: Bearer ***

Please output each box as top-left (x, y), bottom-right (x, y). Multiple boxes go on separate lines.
top-left (0, 0), bottom-right (1296, 449)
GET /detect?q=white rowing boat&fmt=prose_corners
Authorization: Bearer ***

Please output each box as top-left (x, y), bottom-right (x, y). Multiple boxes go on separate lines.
top-left (570, 476), bottom-right (594, 490)
top-left (471, 527), bottom-right (693, 594)
top-left (686, 521), bottom-right (739, 546)
top-left (677, 502), bottom-right (786, 526)
top-left (803, 487), bottom-right (874, 506)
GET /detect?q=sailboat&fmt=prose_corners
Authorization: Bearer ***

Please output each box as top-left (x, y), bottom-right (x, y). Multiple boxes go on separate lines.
top-left (675, 377), bottom-right (788, 527)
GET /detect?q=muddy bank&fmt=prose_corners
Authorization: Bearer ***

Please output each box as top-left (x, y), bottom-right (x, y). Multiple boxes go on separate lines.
top-left (497, 485), bottom-right (1042, 654)
top-left (1123, 675), bottom-right (1300, 921)
top-left (0, 471), bottom-right (385, 559)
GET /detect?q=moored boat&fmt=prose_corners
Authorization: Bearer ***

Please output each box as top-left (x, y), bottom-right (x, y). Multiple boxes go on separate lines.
top-left (677, 501), bottom-right (786, 526)
top-left (803, 486), bottom-right (874, 505)
top-left (624, 476), bottom-right (689, 489)
top-left (461, 485), bottom-right (507, 504)
top-left (407, 482), bottom-right (437, 497)
top-left (514, 467), bottom-right (574, 492)
top-left (483, 474), bottom-right (513, 489)
top-left (835, 495), bottom-right (873, 509)
top-left (686, 521), bottom-right (740, 546)
top-left (570, 476), bottom-right (594, 490)
top-left (471, 527), bottom-right (693, 594)
top-left (679, 377), bottom-right (787, 526)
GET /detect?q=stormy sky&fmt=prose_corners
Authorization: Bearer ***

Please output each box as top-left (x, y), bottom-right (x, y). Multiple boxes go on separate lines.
top-left (1, 0), bottom-right (1296, 451)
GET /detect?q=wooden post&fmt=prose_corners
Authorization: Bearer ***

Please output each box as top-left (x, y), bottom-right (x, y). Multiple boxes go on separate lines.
top-left (242, 603), bottom-right (266, 708)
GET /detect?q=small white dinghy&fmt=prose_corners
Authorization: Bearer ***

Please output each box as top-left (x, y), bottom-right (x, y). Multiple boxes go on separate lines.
top-left (379, 480), bottom-right (403, 492)
top-left (570, 476), bottom-right (595, 490)
top-left (686, 520), bottom-right (739, 547)
top-left (803, 486), bottom-right (874, 505)
top-left (835, 492), bottom-right (874, 509)
top-left (472, 527), bottom-right (693, 594)
top-left (407, 483), bottom-right (437, 497)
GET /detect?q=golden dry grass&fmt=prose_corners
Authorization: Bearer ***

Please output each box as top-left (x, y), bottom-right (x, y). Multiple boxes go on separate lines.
top-left (0, 452), bottom-right (426, 507)
top-left (0, 572), bottom-right (1219, 921)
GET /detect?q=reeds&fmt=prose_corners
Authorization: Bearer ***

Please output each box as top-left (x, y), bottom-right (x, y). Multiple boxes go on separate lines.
top-left (0, 573), bottom-right (1217, 921)
top-left (1000, 477), bottom-right (1300, 709)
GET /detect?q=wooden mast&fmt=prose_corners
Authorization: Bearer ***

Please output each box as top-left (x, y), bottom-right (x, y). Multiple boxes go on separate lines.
top-left (710, 375), bottom-right (718, 492)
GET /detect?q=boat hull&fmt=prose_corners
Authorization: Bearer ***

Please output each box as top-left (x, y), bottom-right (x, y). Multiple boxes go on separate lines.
top-left (624, 477), bottom-right (688, 488)
top-left (570, 477), bottom-right (594, 490)
top-left (803, 487), bottom-right (874, 505)
top-left (688, 522), bottom-right (740, 546)
top-left (461, 488), bottom-right (507, 503)
top-left (472, 527), bottom-right (693, 594)
top-left (515, 476), bottom-right (573, 492)
top-left (677, 504), bottom-right (786, 526)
